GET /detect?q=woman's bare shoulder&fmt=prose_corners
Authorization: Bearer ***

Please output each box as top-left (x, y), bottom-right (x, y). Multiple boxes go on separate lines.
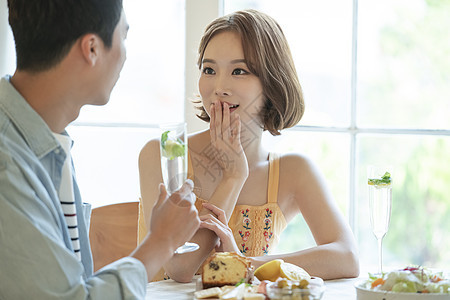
top-left (278, 152), bottom-right (324, 187)
top-left (139, 138), bottom-right (159, 154)
top-left (139, 138), bottom-right (160, 165)
top-left (279, 152), bottom-right (315, 172)
top-left (187, 129), bottom-right (210, 155)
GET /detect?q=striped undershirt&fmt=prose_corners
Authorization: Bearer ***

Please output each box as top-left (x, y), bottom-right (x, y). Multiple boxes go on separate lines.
top-left (52, 133), bottom-right (81, 260)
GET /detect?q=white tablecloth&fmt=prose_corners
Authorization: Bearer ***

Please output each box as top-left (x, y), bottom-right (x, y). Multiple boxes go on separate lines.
top-left (146, 276), bottom-right (360, 299)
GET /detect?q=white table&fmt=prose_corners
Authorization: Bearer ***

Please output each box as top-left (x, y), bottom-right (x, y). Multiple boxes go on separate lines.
top-left (146, 276), bottom-right (360, 299)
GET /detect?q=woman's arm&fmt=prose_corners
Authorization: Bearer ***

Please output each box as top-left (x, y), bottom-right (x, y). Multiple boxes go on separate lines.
top-left (252, 154), bottom-right (359, 279)
top-left (196, 154), bottom-right (360, 280)
top-left (138, 103), bottom-right (249, 282)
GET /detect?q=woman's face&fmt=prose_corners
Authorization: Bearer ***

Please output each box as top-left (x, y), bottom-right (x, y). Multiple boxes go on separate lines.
top-left (198, 31), bottom-right (264, 125)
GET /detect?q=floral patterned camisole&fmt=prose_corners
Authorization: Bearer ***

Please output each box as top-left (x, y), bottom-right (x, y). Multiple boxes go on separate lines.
top-left (191, 152), bottom-right (287, 257)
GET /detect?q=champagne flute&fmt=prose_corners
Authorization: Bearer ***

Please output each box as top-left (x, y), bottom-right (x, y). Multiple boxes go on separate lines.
top-left (160, 122), bottom-right (199, 254)
top-left (367, 165), bottom-right (393, 274)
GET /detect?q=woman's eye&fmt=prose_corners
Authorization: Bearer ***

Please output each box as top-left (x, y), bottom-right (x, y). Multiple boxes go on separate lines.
top-left (232, 68), bottom-right (248, 75)
top-left (202, 67), bottom-right (215, 75)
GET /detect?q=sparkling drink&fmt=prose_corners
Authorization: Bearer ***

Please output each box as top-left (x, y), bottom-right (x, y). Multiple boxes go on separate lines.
top-left (161, 154), bottom-right (187, 194)
top-left (160, 122), bottom-right (199, 254)
top-left (160, 123), bottom-right (188, 194)
top-left (368, 183), bottom-right (392, 240)
top-left (367, 165), bottom-right (393, 274)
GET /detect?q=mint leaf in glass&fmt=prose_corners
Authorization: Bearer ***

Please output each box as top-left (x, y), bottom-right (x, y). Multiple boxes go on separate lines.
top-left (368, 171), bottom-right (392, 185)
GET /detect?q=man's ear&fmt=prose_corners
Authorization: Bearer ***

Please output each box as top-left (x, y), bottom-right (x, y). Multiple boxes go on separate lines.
top-left (80, 34), bottom-right (101, 66)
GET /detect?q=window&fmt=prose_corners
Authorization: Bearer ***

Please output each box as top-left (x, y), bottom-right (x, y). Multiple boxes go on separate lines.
top-left (224, 0), bottom-right (450, 271)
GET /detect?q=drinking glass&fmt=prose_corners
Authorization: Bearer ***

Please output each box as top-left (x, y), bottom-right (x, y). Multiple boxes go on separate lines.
top-left (160, 122), bottom-right (199, 254)
top-left (367, 165), bottom-right (393, 274)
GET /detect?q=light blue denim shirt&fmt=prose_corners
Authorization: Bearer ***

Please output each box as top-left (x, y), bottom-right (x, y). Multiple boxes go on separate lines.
top-left (0, 76), bottom-right (147, 299)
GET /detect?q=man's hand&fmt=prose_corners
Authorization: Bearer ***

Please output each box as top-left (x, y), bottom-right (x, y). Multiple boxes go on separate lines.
top-left (131, 180), bottom-right (200, 280)
top-left (150, 180), bottom-right (200, 252)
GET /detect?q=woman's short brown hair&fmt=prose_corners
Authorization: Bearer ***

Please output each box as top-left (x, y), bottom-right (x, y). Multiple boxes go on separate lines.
top-left (194, 9), bottom-right (304, 136)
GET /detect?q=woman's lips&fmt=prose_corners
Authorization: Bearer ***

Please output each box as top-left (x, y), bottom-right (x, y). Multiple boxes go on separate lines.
top-left (220, 101), bottom-right (239, 113)
top-left (229, 104), bottom-right (239, 113)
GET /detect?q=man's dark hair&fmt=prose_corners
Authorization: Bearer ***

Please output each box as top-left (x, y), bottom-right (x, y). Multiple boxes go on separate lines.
top-left (7, 0), bottom-right (123, 72)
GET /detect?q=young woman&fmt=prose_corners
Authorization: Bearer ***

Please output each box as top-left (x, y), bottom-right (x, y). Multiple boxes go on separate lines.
top-left (138, 9), bottom-right (359, 282)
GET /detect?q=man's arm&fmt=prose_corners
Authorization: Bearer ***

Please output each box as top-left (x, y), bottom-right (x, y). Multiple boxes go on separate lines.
top-left (131, 181), bottom-right (200, 281)
top-left (0, 152), bottom-right (198, 299)
top-left (0, 180), bottom-right (147, 300)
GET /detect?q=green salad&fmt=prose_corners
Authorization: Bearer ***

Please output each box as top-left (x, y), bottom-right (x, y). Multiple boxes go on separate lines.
top-left (363, 266), bottom-right (449, 294)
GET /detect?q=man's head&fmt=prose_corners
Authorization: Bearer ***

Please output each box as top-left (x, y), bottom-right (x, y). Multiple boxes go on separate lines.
top-left (7, 0), bottom-right (123, 72)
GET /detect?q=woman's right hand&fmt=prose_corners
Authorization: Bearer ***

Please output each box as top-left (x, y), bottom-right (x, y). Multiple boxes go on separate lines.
top-left (209, 101), bottom-right (249, 181)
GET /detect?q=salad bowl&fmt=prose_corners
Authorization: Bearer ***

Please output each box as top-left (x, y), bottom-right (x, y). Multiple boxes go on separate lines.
top-left (355, 266), bottom-right (449, 300)
top-left (356, 282), bottom-right (449, 300)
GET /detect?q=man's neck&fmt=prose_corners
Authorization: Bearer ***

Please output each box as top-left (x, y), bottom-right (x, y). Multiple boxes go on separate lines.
top-left (10, 69), bottom-right (81, 133)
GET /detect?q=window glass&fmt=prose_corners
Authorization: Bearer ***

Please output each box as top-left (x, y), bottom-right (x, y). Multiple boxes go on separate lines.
top-left (68, 126), bottom-right (159, 208)
top-left (358, 0), bottom-right (450, 129)
top-left (76, 0), bottom-right (185, 125)
top-left (224, 0), bottom-right (353, 127)
top-left (357, 135), bottom-right (450, 270)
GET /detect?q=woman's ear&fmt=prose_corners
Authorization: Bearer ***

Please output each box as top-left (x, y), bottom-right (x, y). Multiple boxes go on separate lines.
top-left (80, 34), bottom-right (101, 66)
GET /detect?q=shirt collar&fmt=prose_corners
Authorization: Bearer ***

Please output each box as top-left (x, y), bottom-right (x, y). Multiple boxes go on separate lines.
top-left (0, 75), bottom-right (60, 159)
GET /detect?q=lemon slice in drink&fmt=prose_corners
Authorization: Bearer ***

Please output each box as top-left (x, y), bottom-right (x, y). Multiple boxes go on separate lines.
top-left (162, 138), bottom-right (185, 160)
top-left (254, 259), bottom-right (283, 282)
top-left (368, 181), bottom-right (391, 187)
top-left (279, 262), bottom-right (311, 281)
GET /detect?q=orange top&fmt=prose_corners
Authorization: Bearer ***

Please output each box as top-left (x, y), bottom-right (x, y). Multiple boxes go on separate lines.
top-left (137, 152), bottom-right (287, 280)
top-left (191, 152), bottom-right (287, 257)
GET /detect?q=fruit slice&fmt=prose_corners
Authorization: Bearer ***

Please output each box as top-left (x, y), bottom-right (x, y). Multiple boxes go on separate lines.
top-left (163, 139), bottom-right (185, 159)
top-left (279, 262), bottom-right (311, 281)
top-left (161, 130), bottom-right (185, 160)
top-left (254, 259), bottom-right (283, 282)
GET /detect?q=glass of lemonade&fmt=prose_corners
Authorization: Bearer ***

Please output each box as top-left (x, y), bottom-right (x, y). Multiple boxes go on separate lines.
top-left (160, 122), bottom-right (199, 254)
top-left (367, 165), bottom-right (393, 274)
top-left (160, 122), bottom-right (188, 194)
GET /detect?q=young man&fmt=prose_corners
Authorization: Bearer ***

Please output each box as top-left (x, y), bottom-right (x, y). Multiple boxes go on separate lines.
top-left (0, 0), bottom-right (200, 298)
